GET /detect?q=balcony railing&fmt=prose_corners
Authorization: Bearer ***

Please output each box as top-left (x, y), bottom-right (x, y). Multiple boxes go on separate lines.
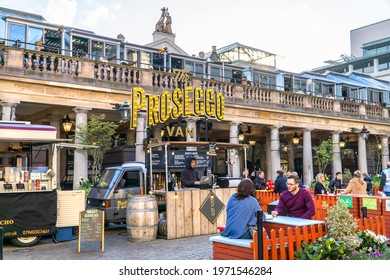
top-left (0, 46), bottom-right (388, 120)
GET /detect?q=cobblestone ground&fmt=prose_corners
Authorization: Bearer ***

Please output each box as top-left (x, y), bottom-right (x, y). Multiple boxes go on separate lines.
top-left (2, 225), bottom-right (216, 260)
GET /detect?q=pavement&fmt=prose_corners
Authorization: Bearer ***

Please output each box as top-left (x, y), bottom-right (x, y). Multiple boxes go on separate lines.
top-left (2, 224), bottom-right (216, 260)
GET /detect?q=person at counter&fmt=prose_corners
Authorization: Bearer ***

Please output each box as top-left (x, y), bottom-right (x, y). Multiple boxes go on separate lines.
top-left (180, 157), bottom-right (200, 188)
top-left (221, 179), bottom-right (266, 239)
top-left (271, 175), bottom-right (315, 219)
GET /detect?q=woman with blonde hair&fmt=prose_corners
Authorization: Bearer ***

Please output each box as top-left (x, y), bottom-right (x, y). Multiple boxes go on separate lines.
top-left (342, 170), bottom-right (367, 195)
top-left (314, 173), bottom-right (327, 195)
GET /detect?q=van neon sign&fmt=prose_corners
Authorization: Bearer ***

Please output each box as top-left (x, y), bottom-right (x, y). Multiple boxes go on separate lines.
top-left (130, 87), bottom-right (225, 129)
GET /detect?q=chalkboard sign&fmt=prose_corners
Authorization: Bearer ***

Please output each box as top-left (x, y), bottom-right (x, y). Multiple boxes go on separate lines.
top-left (151, 150), bottom-right (210, 170)
top-left (16, 184), bottom-right (25, 190)
top-left (4, 184), bottom-right (12, 190)
top-left (78, 209), bottom-right (104, 253)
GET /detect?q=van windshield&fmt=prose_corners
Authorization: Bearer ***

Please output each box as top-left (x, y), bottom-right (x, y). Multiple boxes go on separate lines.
top-left (94, 169), bottom-right (121, 189)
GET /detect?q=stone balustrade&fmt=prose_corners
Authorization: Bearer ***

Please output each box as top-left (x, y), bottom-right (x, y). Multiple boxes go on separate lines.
top-left (1, 46), bottom-right (389, 120)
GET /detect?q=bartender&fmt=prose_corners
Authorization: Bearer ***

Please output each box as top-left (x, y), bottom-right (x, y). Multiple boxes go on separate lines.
top-left (180, 157), bottom-right (200, 188)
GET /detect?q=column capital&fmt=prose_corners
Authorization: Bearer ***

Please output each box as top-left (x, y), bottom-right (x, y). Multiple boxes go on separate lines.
top-left (0, 100), bottom-right (20, 107)
top-left (185, 116), bottom-right (200, 123)
top-left (332, 130), bottom-right (342, 135)
top-left (303, 128), bottom-right (314, 132)
top-left (270, 125), bottom-right (282, 130)
top-left (73, 107), bottom-right (92, 114)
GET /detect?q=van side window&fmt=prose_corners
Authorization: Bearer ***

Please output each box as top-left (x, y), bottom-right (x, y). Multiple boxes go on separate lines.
top-left (121, 171), bottom-right (140, 188)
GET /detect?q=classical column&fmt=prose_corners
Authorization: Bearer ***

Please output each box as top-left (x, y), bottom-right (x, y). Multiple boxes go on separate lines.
top-left (48, 115), bottom-right (62, 186)
top-left (229, 122), bottom-right (240, 177)
top-left (270, 126), bottom-right (281, 179)
top-left (72, 107), bottom-right (91, 190)
top-left (135, 112), bottom-right (147, 162)
top-left (302, 129), bottom-right (313, 186)
top-left (287, 139), bottom-right (295, 172)
top-left (331, 131), bottom-right (342, 178)
top-left (265, 133), bottom-right (271, 180)
top-left (0, 100), bottom-right (20, 121)
top-left (358, 135), bottom-right (368, 174)
top-left (186, 117), bottom-right (198, 151)
top-left (381, 135), bottom-right (389, 170)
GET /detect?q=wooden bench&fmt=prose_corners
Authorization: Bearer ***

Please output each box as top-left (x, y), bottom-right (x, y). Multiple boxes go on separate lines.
top-left (209, 236), bottom-right (253, 260)
top-left (211, 216), bottom-right (386, 260)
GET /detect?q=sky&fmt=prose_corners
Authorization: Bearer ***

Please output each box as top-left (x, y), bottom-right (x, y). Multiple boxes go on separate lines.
top-left (2, 0), bottom-right (390, 73)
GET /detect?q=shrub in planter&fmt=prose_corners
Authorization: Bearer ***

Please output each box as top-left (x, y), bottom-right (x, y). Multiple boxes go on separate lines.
top-left (294, 236), bottom-right (353, 260)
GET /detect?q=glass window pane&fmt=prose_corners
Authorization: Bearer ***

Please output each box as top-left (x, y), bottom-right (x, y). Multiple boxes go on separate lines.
top-left (9, 23), bottom-right (26, 48)
top-left (269, 77), bottom-right (276, 89)
top-left (0, 17), bottom-right (5, 43)
top-left (184, 61), bottom-right (194, 72)
top-left (152, 52), bottom-right (164, 70)
top-left (210, 66), bottom-right (220, 80)
top-left (224, 69), bottom-right (232, 82)
top-left (195, 63), bottom-right (203, 77)
top-left (44, 29), bottom-right (61, 54)
top-left (126, 49), bottom-right (138, 66)
top-left (105, 44), bottom-right (117, 63)
top-left (92, 40), bottom-right (103, 60)
top-left (171, 57), bottom-right (183, 70)
top-left (27, 26), bottom-right (43, 50)
top-left (72, 36), bottom-right (88, 57)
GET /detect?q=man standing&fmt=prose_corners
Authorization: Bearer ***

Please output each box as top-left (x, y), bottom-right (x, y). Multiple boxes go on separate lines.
top-left (274, 170), bottom-right (287, 193)
top-left (180, 157), bottom-right (200, 188)
top-left (379, 162), bottom-right (390, 196)
top-left (271, 175), bottom-right (315, 219)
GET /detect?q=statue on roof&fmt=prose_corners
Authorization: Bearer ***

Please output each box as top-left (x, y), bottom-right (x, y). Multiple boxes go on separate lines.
top-left (154, 7), bottom-right (173, 34)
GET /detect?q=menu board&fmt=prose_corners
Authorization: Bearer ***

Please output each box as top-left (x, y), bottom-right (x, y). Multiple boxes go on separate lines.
top-left (78, 209), bottom-right (104, 252)
top-left (151, 150), bottom-right (210, 169)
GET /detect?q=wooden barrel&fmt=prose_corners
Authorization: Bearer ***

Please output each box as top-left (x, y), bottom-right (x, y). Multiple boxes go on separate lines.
top-left (158, 218), bottom-right (167, 238)
top-left (126, 195), bottom-right (158, 242)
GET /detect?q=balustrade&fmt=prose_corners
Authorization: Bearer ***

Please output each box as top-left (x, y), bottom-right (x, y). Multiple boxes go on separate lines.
top-left (1, 46), bottom-right (389, 121)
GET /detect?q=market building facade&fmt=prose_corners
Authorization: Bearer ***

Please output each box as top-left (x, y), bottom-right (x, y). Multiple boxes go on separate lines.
top-left (1, 7), bottom-right (390, 189)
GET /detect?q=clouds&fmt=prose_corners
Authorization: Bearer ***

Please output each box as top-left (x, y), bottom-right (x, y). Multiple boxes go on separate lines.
top-left (44, 0), bottom-right (77, 26)
top-left (79, 4), bottom-right (122, 29)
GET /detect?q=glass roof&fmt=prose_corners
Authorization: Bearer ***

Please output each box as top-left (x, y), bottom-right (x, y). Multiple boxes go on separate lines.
top-left (0, 7), bottom-right (46, 22)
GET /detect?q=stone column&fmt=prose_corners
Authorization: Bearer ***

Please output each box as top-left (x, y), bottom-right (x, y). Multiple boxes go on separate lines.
top-left (265, 133), bottom-right (271, 180)
top-left (186, 117), bottom-right (198, 151)
top-left (135, 112), bottom-right (147, 162)
top-left (72, 107), bottom-right (91, 190)
top-left (331, 131), bottom-right (342, 178)
top-left (0, 100), bottom-right (20, 121)
top-left (270, 126), bottom-right (281, 179)
top-left (381, 135), bottom-right (389, 171)
top-left (302, 129), bottom-right (313, 186)
top-left (229, 122), bottom-right (240, 177)
top-left (358, 135), bottom-right (368, 174)
top-left (48, 115), bottom-right (62, 187)
top-left (287, 139), bottom-right (295, 172)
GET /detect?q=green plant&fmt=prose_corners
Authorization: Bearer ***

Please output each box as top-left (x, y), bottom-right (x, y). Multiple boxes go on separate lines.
top-left (294, 236), bottom-right (353, 260)
top-left (342, 168), bottom-right (352, 185)
top-left (75, 114), bottom-right (120, 178)
top-left (312, 137), bottom-right (332, 174)
top-left (372, 174), bottom-right (381, 187)
top-left (78, 177), bottom-right (93, 197)
top-left (355, 230), bottom-right (388, 255)
top-left (325, 200), bottom-right (361, 248)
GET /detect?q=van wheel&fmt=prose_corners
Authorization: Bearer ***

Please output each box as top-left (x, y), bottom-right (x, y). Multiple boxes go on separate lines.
top-left (10, 236), bottom-right (41, 247)
top-left (72, 227), bottom-right (79, 235)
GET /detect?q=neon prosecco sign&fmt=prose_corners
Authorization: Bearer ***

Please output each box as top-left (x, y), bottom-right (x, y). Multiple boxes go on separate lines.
top-left (130, 87), bottom-right (225, 129)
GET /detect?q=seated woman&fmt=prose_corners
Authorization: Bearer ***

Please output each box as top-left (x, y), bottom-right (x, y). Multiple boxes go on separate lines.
top-left (221, 178), bottom-right (266, 239)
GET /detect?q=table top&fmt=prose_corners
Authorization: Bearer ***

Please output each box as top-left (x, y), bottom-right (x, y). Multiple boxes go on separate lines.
top-left (264, 214), bottom-right (325, 226)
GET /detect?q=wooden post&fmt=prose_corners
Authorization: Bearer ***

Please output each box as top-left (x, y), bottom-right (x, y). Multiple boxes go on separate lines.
top-left (256, 210), bottom-right (264, 260)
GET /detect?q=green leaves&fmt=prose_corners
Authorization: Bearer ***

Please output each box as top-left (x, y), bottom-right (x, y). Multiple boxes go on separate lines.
top-left (312, 137), bottom-right (332, 174)
top-left (295, 236), bottom-right (353, 260)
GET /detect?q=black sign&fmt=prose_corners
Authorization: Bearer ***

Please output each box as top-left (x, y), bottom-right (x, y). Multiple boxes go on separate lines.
top-left (79, 209), bottom-right (103, 242)
top-left (0, 191), bottom-right (57, 237)
top-left (16, 184), bottom-right (25, 190)
top-left (152, 150), bottom-right (210, 169)
top-left (199, 191), bottom-right (225, 224)
top-left (4, 184), bottom-right (12, 190)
